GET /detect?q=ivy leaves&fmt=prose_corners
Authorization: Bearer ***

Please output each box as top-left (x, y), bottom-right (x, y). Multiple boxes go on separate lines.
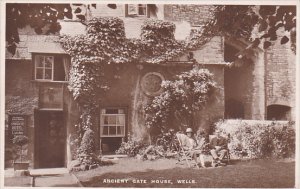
top-left (145, 67), bottom-right (216, 132)
top-left (140, 19), bottom-right (185, 63)
top-left (258, 6), bottom-right (296, 51)
top-left (213, 5), bottom-right (296, 52)
top-left (60, 17), bottom-right (138, 104)
top-left (6, 3), bottom-right (99, 55)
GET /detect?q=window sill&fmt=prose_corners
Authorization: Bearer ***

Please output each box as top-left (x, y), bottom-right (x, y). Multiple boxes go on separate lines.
top-left (100, 135), bottom-right (125, 138)
top-left (31, 80), bottom-right (69, 84)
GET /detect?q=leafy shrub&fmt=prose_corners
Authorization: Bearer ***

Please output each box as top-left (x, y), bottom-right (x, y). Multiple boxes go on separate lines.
top-left (77, 129), bottom-right (100, 165)
top-left (145, 67), bottom-right (217, 135)
top-left (215, 119), bottom-right (295, 159)
top-left (155, 129), bottom-right (179, 152)
top-left (115, 133), bottom-right (146, 157)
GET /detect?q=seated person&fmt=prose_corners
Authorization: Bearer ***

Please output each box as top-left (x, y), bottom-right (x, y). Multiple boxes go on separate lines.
top-left (210, 130), bottom-right (228, 166)
top-left (181, 128), bottom-right (201, 162)
top-left (181, 128), bottom-right (212, 167)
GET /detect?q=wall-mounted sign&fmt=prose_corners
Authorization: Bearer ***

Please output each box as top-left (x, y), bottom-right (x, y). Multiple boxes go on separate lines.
top-left (141, 72), bottom-right (164, 96)
top-left (8, 114), bottom-right (27, 139)
top-left (39, 83), bottom-right (63, 109)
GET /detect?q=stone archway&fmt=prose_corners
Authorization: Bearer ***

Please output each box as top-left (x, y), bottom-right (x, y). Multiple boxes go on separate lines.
top-left (267, 104), bottom-right (291, 121)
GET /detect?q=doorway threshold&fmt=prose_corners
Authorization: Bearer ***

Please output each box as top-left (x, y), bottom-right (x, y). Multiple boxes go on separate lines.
top-left (30, 167), bottom-right (68, 176)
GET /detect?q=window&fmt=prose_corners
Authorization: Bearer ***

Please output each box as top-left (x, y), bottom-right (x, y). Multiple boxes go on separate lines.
top-left (126, 4), bottom-right (148, 17)
top-left (34, 54), bottom-right (69, 81)
top-left (100, 108), bottom-right (125, 137)
top-left (35, 55), bottom-right (54, 80)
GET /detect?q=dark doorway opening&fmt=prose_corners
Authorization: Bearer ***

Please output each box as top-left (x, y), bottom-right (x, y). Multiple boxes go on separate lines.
top-left (34, 110), bottom-right (66, 168)
top-left (225, 99), bottom-right (245, 119)
top-left (101, 138), bottom-right (123, 155)
top-left (267, 105), bottom-right (291, 120)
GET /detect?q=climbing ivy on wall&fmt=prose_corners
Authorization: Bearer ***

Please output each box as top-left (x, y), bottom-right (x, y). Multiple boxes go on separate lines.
top-left (60, 16), bottom-right (218, 107)
top-left (139, 19), bottom-right (184, 63)
top-left (144, 66), bottom-right (217, 138)
top-left (60, 16), bottom-right (216, 161)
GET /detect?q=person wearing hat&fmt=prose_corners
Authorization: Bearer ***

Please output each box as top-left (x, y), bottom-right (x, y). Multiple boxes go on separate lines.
top-left (183, 128), bottom-right (197, 150)
top-left (180, 128), bottom-right (203, 166)
top-left (210, 130), bottom-right (228, 166)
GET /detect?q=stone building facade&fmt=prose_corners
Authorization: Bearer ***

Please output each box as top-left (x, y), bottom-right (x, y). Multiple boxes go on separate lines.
top-left (5, 4), bottom-right (296, 169)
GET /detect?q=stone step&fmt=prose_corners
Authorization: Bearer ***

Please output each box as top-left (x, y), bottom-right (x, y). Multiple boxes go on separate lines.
top-left (102, 154), bottom-right (128, 159)
top-left (30, 168), bottom-right (68, 176)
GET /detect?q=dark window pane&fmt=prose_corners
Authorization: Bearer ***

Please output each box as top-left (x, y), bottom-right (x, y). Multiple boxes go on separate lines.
top-left (45, 69), bottom-right (52, 80)
top-left (36, 68), bottom-right (43, 79)
top-left (109, 127), bottom-right (116, 135)
top-left (103, 126), bottom-right (108, 135)
top-left (106, 109), bottom-right (119, 114)
top-left (138, 4), bottom-right (146, 15)
top-left (36, 56), bottom-right (44, 67)
top-left (54, 56), bottom-right (66, 81)
top-left (117, 126), bottom-right (121, 135)
top-left (45, 56), bottom-right (53, 67)
top-left (104, 116), bottom-right (108, 124)
top-left (108, 116), bottom-right (116, 124)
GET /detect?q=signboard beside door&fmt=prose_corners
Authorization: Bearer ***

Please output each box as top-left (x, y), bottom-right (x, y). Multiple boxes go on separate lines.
top-left (8, 114), bottom-right (28, 139)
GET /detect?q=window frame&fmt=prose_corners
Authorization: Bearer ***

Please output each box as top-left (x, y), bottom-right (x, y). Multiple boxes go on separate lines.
top-left (33, 53), bottom-right (70, 82)
top-left (125, 4), bottom-right (149, 17)
top-left (34, 55), bottom-right (54, 81)
top-left (100, 108), bottom-right (126, 138)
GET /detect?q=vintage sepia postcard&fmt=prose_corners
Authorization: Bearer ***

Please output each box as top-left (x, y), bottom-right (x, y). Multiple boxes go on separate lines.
top-left (1, 0), bottom-right (299, 188)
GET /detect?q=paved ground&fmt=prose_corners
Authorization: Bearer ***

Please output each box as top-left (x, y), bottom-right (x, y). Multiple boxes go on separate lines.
top-left (34, 173), bottom-right (80, 187)
top-left (4, 168), bottom-right (80, 187)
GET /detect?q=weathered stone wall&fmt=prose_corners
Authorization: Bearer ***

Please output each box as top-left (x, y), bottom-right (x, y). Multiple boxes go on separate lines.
top-left (5, 60), bottom-right (39, 168)
top-left (251, 51), bottom-right (265, 120)
top-left (164, 5), bottom-right (215, 26)
top-left (175, 36), bottom-right (224, 63)
top-left (224, 63), bottom-right (255, 119)
top-left (265, 28), bottom-right (296, 120)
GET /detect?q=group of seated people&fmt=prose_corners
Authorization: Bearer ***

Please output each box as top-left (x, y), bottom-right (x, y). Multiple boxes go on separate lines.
top-left (180, 127), bottom-right (228, 167)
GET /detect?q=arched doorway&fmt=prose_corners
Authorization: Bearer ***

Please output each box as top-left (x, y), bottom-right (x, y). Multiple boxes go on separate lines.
top-left (267, 105), bottom-right (291, 120)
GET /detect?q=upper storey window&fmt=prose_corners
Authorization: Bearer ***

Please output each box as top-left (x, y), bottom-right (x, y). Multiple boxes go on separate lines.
top-left (126, 4), bottom-right (149, 17)
top-left (35, 55), bottom-right (54, 80)
top-left (34, 54), bottom-right (69, 81)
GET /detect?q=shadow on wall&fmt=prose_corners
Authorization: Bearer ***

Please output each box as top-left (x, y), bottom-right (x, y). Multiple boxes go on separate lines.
top-left (225, 99), bottom-right (244, 119)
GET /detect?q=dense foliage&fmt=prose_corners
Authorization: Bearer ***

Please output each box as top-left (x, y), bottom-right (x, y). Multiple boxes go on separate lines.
top-left (6, 3), bottom-right (100, 54)
top-left (215, 120), bottom-right (295, 159)
top-left (115, 133), bottom-right (146, 157)
top-left (144, 67), bottom-right (216, 136)
top-left (140, 19), bottom-right (184, 63)
top-left (7, 5), bottom-right (296, 55)
top-left (116, 130), bottom-right (179, 160)
top-left (77, 129), bottom-right (100, 165)
top-left (60, 17), bottom-right (141, 163)
top-left (60, 17), bottom-right (137, 103)
top-left (6, 4), bottom-right (70, 54)
top-left (214, 5), bottom-right (296, 52)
